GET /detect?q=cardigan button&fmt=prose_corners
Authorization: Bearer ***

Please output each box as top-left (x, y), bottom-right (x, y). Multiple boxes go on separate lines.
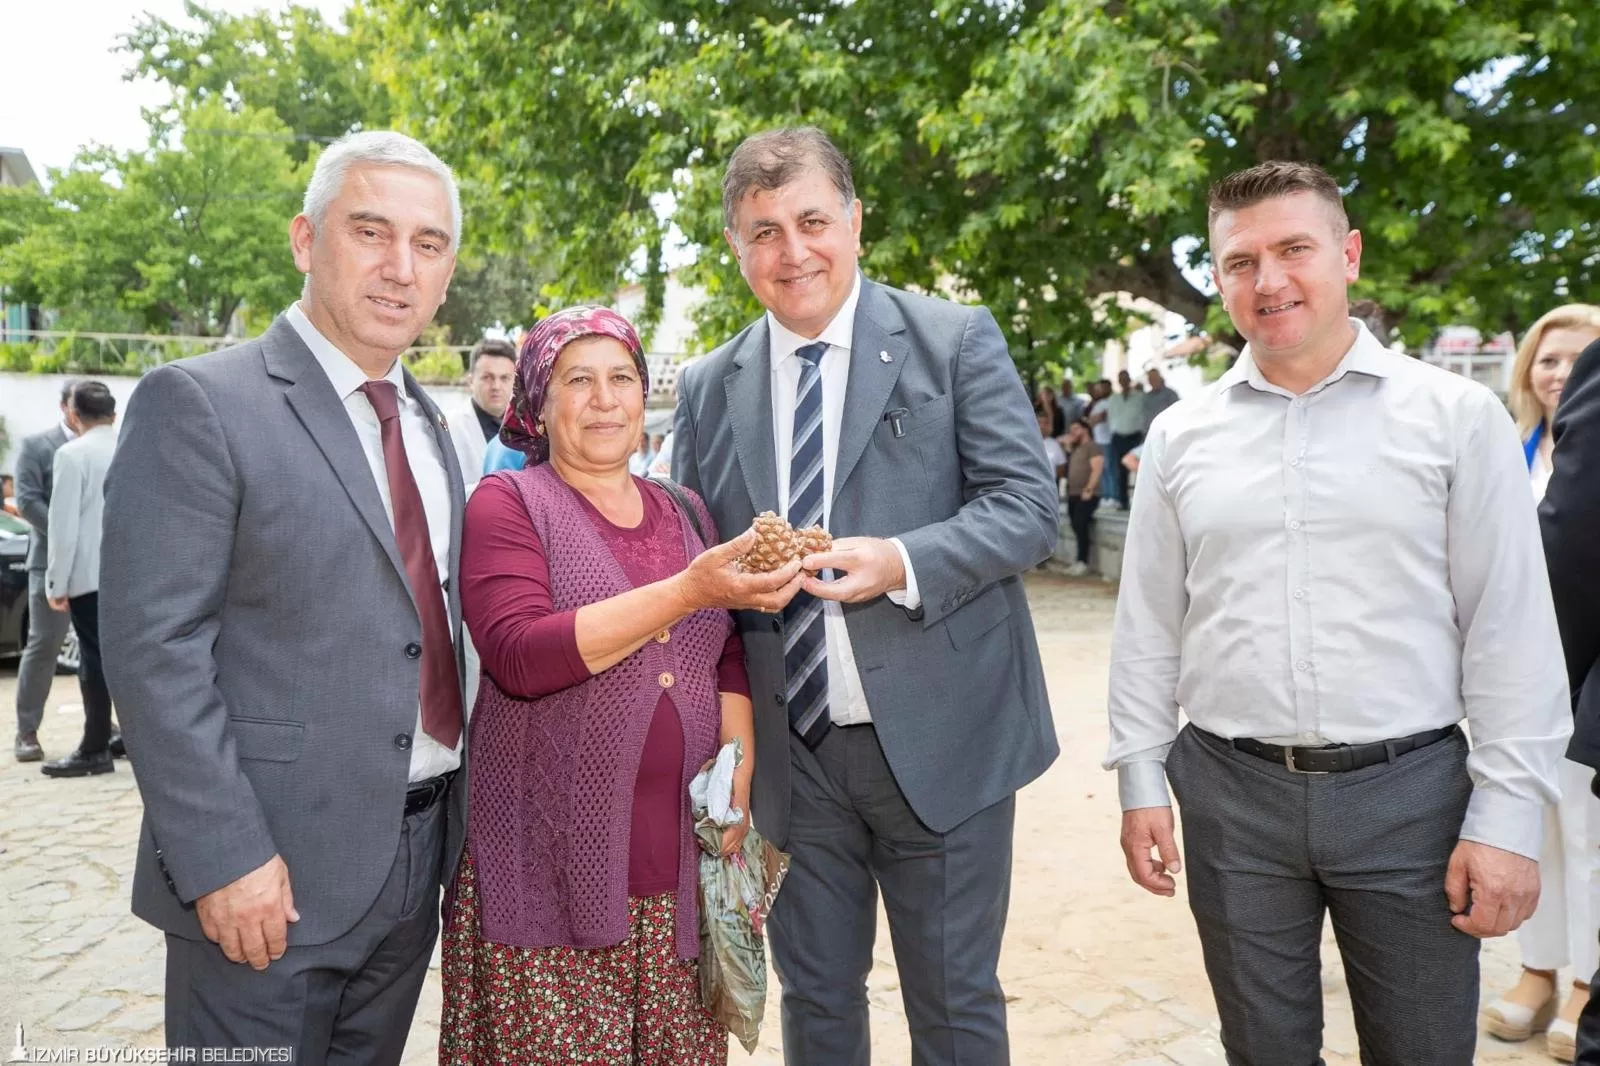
top-left (659, 672), bottom-right (675, 688)
top-left (655, 629), bottom-right (671, 643)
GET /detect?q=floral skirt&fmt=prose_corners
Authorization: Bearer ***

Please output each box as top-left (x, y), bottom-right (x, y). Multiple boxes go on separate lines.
top-left (438, 852), bottom-right (728, 1065)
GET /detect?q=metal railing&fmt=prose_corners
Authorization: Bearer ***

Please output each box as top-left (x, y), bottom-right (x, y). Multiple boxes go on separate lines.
top-left (0, 329), bottom-right (692, 400)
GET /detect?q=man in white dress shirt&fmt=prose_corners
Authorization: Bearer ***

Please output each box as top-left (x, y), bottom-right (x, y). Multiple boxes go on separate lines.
top-left (445, 337), bottom-right (516, 492)
top-left (1106, 161), bottom-right (1571, 1064)
top-left (100, 131), bottom-right (468, 1063)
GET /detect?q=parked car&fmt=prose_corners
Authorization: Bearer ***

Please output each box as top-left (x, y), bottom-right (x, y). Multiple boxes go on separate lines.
top-left (0, 511), bottom-right (80, 673)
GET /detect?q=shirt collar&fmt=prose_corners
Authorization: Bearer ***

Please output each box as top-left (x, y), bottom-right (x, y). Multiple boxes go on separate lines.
top-left (286, 302), bottom-right (407, 402)
top-left (767, 271), bottom-right (863, 368)
top-left (1218, 318), bottom-right (1394, 397)
top-left (59, 420), bottom-right (77, 441)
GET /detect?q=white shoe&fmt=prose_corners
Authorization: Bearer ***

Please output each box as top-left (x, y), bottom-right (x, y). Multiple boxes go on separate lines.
top-left (1548, 1017), bottom-right (1577, 1062)
top-left (1066, 562), bottom-right (1089, 577)
top-left (1483, 992), bottom-right (1557, 1042)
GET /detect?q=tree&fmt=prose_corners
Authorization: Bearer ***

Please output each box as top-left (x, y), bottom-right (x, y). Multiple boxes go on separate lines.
top-left (362, 0), bottom-right (1599, 363)
top-left (120, 0), bottom-right (389, 163)
top-left (0, 100), bottom-right (306, 336)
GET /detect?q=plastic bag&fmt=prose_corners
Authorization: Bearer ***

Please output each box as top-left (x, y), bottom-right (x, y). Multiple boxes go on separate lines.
top-left (690, 739), bottom-right (791, 1053)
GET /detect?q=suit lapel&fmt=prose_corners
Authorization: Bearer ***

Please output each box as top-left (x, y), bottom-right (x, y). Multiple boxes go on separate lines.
top-left (724, 319), bottom-right (781, 515)
top-left (834, 280), bottom-right (909, 502)
top-left (263, 318), bottom-right (410, 587)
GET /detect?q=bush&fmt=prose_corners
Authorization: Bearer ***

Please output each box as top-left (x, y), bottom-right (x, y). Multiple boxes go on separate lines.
top-left (405, 346), bottom-right (467, 385)
top-left (0, 342), bottom-right (36, 373)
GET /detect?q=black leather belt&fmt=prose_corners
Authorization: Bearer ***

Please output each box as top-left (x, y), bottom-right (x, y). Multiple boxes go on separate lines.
top-left (1217, 725), bottom-right (1458, 774)
top-left (404, 771), bottom-right (456, 816)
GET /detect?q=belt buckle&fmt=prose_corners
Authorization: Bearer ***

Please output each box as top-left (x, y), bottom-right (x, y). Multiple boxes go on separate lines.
top-left (1284, 748), bottom-right (1329, 775)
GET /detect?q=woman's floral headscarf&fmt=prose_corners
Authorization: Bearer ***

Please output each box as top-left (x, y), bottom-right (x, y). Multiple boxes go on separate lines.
top-left (499, 306), bottom-right (647, 465)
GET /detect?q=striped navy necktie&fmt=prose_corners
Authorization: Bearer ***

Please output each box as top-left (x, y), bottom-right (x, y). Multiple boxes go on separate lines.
top-left (783, 341), bottom-right (831, 749)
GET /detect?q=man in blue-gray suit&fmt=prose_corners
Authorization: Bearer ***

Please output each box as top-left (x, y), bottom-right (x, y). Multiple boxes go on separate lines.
top-left (673, 127), bottom-right (1059, 1066)
top-left (100, 131), bottom-right (467, 1064)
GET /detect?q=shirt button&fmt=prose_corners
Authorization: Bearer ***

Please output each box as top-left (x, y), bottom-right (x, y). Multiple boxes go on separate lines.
top-left (394, 733), bottom-right (412, 750)
top-left (1289, 521), bottom-right (1303, 531)
top-left (655, 629), bottom-right (671, 644)
top-left (1290, 457), bottom-right (1303, 467)
top-left (1294, 588), bottom-right (1306, 600)
top-left (774, 691), bottom-right (786, 706)
top-left (1295, 661), bottom-right (1310, 672)
top-left (404, 642), bottom-right (422, 660)
top-left (659, 672), bottom-right (675, 688)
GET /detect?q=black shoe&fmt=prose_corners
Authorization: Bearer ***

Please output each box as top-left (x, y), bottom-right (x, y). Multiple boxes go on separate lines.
top-left (14, 735), bottom-right (43, 762)
top-left (109, 731), bottom-right (126, 759)
top-left (40, 748), bottom-right (115, 778)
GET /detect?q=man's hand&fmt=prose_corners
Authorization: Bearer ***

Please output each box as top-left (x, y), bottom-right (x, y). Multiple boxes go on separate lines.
top-left (48, 595), bottom-right (70, 612)
top-left (801, 537), bottom-right (906, 604)
top-left (195, 855), bottom-right (300, 970)
top-left (1121, 806), bottom-right (1182, 897)
top-left (1444, 840), bottom-right (1539, 938)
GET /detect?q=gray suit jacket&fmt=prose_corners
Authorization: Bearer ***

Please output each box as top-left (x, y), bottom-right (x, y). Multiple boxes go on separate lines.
top-left (14, 423), bottom-right (69, 571)
top-left (673, 278), bottom-right (1060, 846)
top-left (101, 317), bottom-right (469, 945)
top-left (45, 424), bottom-right (116, 600)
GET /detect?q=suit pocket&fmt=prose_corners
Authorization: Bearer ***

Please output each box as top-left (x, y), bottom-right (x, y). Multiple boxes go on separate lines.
top-left (901, 393), bottom-right (954, 436)
top-left (229, 717), bottom-right (306, 763)
top-left (943, 583), bottom-right (1011, 648)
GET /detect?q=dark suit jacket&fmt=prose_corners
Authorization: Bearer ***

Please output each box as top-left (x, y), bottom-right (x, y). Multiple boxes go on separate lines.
top-left (1541, 338), bottom-right (1600, 768)
top-left (101, 317), bottom-right (469, 945)
top-left (673, 278), bottom-right (1060, 846)
top-left (13, 423), bottom-right (69, 571)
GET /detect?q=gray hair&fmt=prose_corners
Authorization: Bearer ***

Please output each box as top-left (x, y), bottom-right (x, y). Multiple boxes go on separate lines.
top-left (722, 127), bottom-right (855, 231)
top-left (302, 131), bottom-right (462, 245)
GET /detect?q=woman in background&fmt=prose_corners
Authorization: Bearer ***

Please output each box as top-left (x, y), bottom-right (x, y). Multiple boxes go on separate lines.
top-left (1483, 303), bottom-right (1600, 1063)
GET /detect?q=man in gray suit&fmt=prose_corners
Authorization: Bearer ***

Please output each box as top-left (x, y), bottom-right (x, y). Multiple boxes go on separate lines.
top-left (673, 127), bottom-right (1059, 1065)
top-left (101, 131), bottom-right (468, 1064)
top-left (40, 381), bottom-right (118, 778)
top-left (11, 380), bottom-right (77, 762)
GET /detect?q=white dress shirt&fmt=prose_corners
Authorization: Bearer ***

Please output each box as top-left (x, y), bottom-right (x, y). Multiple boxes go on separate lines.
top-left (1105, 320), bottom-right (1570, 860)
top-left (768, 272), bottom-right (920, 726)
top-left (287, 303), bottom-right (462, 782)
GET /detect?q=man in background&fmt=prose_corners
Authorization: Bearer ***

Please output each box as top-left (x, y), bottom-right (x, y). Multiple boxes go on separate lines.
top-left (40, 381), bottom-right (119, 779)
top-left (1105, 369), bottom-right (1146, 509)
top-left (11, 380), bottom-right (78, 763)
top-left (1062, 418), bottom-right (1103, 577)
top-left (1143, 368), bottom-right (1181, 429)
top-left (446, 337), bottom-right (516, 492)
top-left (1059, 375), bottom-right (1087, 426)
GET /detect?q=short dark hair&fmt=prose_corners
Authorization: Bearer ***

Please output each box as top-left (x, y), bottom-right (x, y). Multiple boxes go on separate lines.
top-left (59, 378), bottom-right (80, 405)
top-left (469, 338), bottom-right (516, 369)
top-left (1207, 161), bottom-right (1348, 232)
top-left (722, 127), bottom-right (856, 230)
top-left (1071, 418), bottom-right (1092, 433)
top-left (70, 381), bottom-right (116, 422)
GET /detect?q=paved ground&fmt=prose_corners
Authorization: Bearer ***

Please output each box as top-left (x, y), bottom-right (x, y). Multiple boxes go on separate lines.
top-left (0, 572), bottom-right (1561, 1063)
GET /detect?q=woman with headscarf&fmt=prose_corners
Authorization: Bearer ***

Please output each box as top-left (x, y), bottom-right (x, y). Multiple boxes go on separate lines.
top-left (439, 307), bottom-right (802, 1065)
top-left (1482, 303), bottom-right (1600, 1062)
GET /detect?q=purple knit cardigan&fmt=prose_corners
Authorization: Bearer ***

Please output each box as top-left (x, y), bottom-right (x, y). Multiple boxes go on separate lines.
top-left (465, 462), bottom-right (730, 959)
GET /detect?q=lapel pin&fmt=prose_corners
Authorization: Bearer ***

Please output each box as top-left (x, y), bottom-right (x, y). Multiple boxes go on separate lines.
top-left (879, 350), bottom-right (893, 364)
top-left (437, 414), bottom-right (448, 430)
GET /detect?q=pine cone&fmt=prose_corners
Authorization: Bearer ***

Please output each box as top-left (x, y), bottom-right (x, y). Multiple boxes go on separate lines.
top-left (739, 511), bottom-right (800, 572)
top-left (794, 525), bottom-right (833, 560)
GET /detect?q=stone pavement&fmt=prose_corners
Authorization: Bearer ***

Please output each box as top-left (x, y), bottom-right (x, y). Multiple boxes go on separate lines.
top-left (0, 574), bottom-right (1560, 1063)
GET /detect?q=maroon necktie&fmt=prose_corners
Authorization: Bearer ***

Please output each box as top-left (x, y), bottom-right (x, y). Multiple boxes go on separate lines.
top-left (360, 380), bottom-right (463, 750)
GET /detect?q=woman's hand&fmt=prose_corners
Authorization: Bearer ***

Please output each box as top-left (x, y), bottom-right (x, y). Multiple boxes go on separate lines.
top-left (676, 527), bottom-right (804, 614)
top-left (720, 773), bottom-right (753, 857)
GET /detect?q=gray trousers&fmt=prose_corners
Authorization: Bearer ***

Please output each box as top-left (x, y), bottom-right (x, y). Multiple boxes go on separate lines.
top-left (768, 724), bottom-right (1014, 1066)
top-left (1166, 724), bottom-right (1479, 1066)
top-left (15, 570), bottom-right (70, 736)
top-left (164, 795), bottom-right (446, 1065)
